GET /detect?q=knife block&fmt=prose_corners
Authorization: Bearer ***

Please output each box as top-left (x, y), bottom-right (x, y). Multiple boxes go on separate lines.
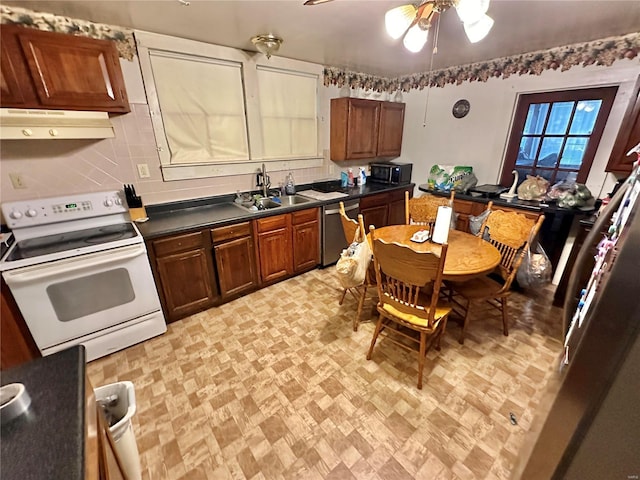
top-left (128, 206), bottom-right (147, 222)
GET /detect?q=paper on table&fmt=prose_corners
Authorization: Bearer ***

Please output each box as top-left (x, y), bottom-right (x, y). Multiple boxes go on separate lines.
top-left (432, 206), bottom-right (452, 244)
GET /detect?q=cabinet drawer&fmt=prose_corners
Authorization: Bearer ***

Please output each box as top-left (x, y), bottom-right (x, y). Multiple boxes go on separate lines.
top-left (256, 214), bottom-right (288, 233)
top-left (291, 208), bottom-right (318, 225)
top-left (389, 188), bottom-right (408, 202)
top-left (211, 222), bottom-right (251, 244)
top-left (153, 231), bottom-right (203, 257)
top-left (454, 199), bottom-right (476, 215)
top-left (360, 192), bottom-right (390, 209)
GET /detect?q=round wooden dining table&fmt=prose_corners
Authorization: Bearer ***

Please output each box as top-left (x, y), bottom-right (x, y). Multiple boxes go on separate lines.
top-left (371, 225), bottom-right (501, 281)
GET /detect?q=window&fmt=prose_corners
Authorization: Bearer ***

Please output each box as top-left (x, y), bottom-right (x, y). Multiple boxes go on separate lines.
top-left (136, 31), bottom-right (322, 182)
top-left (501, 87), bottom-right (618, 186)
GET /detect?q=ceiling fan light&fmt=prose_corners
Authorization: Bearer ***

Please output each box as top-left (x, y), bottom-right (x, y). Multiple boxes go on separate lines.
top-left (403, 23), bottom-right (429, 53)
top-left (464, 14), bottom-right (494, 43)
top-left (455, 0), bottom-right (490, 24)
top-left (385, 4), bottom-right (417, 40)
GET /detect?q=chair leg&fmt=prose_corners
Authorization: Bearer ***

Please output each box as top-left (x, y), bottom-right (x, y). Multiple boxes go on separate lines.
top-left (354, 285), bottom-right (367, 332)
top-left (436, 317), bottom-right (448, 351)
top-left (366, 315), bottom-right (384, 360)
top-left (339, 287), bottom-right (348, 305)
top-left (501, 297), bottom-right (509, 336)
top-left (459, 299), bottom-right (472, 345)
top-left (417, 331), bottom-right (427, 390)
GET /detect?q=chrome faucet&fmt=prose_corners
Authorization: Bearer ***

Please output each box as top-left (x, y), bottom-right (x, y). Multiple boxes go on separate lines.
top-left (257, 163), bottom-right (270, 198)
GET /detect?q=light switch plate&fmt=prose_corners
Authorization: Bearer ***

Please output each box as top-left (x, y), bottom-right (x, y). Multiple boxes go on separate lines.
top-left (137, 164), bottom-right (151, 178)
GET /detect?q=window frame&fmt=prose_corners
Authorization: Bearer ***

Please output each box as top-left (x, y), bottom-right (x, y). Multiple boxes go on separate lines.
top-left (501, 86), bottom-right (618, 186)
top-left (135, 30), bottom-right (323, 182)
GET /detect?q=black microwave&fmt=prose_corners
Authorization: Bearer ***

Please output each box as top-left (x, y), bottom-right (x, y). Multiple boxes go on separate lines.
top-left (369, 162), bottom-right (413, 185)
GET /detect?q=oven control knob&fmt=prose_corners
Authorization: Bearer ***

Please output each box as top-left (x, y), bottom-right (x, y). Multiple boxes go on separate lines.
top-left (9, 210), bottom-right (23, 219)
top-left (114, 197), bottom-right (122, 205)
top-left (104, 199), bottom-right (114, 207)
top-left (25, 209), bottom-right (38, 218)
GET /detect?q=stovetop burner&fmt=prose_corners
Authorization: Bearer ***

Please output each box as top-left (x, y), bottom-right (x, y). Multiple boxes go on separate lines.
top-left (6, 223), bottom-right (138, 262)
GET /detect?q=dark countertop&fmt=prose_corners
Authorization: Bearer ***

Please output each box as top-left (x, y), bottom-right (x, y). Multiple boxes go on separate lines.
top-left (417, 184), bottom-right (596, 216)
top-left (137, 182), bottom-right (413, 240)
top-left (1, 346), bottom-right (87, 480)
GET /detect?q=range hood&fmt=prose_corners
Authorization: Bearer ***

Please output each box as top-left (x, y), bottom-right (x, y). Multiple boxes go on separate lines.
top-left (0, 108), bottom-right (115, 140)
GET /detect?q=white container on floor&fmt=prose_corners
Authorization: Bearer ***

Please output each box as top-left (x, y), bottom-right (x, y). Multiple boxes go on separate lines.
top-left (95, 381), bottom-right (142, 480)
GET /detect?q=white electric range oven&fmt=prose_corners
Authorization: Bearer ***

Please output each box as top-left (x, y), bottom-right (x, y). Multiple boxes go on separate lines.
top-left (0, 191), bottom-right (166, 361)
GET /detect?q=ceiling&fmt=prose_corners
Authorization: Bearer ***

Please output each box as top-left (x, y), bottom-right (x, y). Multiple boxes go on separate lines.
top-left (4, 0), bottom-right (640, 76)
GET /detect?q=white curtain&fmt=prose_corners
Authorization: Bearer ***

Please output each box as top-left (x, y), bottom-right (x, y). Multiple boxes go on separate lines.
top-left (149, 51), bottom-right (249, 164)
top-left (257, 67), bottom-right (318, 159)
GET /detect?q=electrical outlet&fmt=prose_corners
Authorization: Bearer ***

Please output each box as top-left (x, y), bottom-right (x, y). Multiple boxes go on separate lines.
top-left (9, 173), bottom-right (27, 189)
top-left (137, 164), bottom-right (151, 178)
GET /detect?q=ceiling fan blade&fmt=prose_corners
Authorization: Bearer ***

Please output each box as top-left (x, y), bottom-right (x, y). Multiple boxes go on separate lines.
top-left (303, 0), bottom-right (334, 5)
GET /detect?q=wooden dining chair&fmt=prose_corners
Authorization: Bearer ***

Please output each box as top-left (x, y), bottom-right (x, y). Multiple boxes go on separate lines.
top-left (405, 191), bottom-right (456, 230)
top-left (447, 209), bottom-right (545, 344)
top-left (367, 226), bottom-right (451, 389)
top-left (338, 202), bottom-right (376, 331)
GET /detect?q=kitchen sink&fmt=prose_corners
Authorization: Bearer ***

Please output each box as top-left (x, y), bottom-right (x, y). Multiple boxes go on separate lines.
top-left (233, 194), bottom-right (312, 213)
top-left (277, 195), bottom-right (312, 206)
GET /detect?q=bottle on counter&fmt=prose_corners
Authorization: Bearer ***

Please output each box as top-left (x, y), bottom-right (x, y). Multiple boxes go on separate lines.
top-left (359, 167), bottom-right (367, 185)
top-left (284, 172), bottom-right (296, 195)
top-left (347, 168), bottom-right (354, 187)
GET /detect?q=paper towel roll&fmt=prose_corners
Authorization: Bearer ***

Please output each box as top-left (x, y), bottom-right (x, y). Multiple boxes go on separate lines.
top-left (432, 206), bottom-right (452, 244)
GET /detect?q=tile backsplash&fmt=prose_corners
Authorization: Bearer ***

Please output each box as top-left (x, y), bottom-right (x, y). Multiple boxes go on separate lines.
top-left (0, 103), bottom-right (335, 210)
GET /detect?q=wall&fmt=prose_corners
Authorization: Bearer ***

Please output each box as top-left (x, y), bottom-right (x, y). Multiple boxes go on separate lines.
top-left (391, 59), bottom-right (639, 199)
top-left (0, 54), bottom-right (338, 208)
top-left (1, 39), bottom-right (637, 209)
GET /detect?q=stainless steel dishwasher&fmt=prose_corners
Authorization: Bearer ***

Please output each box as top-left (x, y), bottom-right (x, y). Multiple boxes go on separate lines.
top-left (322, 199), bottom-right (359, 267)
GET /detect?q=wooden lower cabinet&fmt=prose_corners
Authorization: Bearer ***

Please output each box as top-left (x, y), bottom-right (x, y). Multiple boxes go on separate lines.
top-left (360, 192), bottom-right (389, 230)
top-left (211, 222), bottom-right (259, 299)
top-left (292, 208), bottom-right (320, 273)
top-left (255, 208), bottom-right (320, 284)
top-left (150, 231), bottom-right (219, 323)
top-left (388, 188), bottom-right (409, 225)
top-left (256, 214), bottom-right (294, 284)
top-left (453, 199), bottom-right (486, 233)
top-left (360, 187), bottom-right (412, 229)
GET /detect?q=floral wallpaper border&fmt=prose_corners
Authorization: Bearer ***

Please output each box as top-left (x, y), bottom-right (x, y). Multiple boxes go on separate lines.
top-left (324, 32), bottom-right (640, 92)
top-left (0, 5), bottom-right (135, 60)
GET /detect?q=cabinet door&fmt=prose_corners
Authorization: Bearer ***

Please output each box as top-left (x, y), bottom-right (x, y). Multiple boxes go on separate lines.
top-left (14, 26), bottom-right (129, 112)
top-left (347, 99), bottom-right (380, 159)
top-left (387, 188), bottom-right (409, 225)
top-left (0, 29), bottom-right (36, 107)
top-left (257, 227), bottom-right (293, 284)
top-left (606, 76), bottom-right (640, 173)
top-left (214, 236), bottom-right (259, 298)
top-left (156, 248), bottom-right (217, 321)
top-left (293, 220), bottom-right (320, 273)
top-left (377, 102), bottom-right (405, 157)
top-left (360, 205), bottom-right (388, 231)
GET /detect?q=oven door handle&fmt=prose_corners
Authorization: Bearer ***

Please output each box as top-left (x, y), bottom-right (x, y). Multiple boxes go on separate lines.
top-left (3, 244), bottom-right (147, 284)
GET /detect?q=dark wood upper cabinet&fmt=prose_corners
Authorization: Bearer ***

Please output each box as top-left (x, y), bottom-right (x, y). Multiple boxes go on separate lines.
top-left (330, 97), bottom-right (405, 161)
top-left (1, 25), bottom-right (129, 113)
top-left (377, 102), bottom-right (406, 157)
top-left (606, 76), bottom-right (640, 174)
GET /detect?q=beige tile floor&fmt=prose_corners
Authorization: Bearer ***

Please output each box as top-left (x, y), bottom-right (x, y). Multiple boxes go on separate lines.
top-left (88, 267), bottom-right (563, 479)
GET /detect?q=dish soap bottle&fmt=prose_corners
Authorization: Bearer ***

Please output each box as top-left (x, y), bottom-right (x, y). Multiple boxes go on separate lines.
top-left (285, 172), bottom-right (296, 195)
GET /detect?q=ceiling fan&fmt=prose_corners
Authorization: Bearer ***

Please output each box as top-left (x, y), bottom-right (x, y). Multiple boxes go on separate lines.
top-left (304, 0), bottom-right (493, 53)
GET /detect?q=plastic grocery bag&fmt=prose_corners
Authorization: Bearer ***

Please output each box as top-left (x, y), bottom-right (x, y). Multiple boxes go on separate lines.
top-left (517, 241), bottom-right (552, 288)
top-left (336, 233), bottom-right (372, 289)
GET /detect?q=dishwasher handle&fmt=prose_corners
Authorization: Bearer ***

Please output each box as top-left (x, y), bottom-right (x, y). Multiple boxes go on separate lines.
top-left (325, 203), bottom-right (359, 215)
